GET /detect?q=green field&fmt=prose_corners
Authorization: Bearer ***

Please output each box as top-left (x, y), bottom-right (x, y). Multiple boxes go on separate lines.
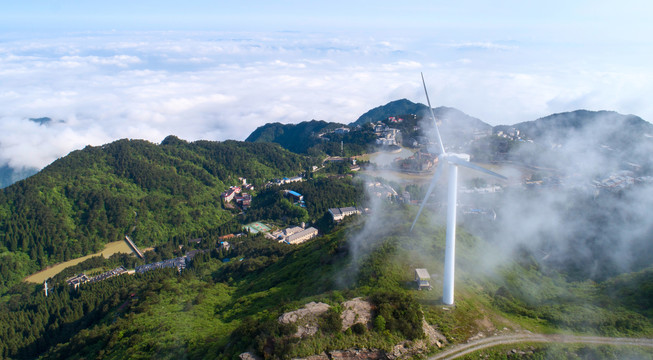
top-left (24, 240), bottom-right (135, 283)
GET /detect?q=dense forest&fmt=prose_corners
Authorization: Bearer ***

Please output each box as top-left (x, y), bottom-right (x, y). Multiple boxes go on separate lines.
top-left (245, 120), bottom-right (377, 156)
top-left (244, 177), bottom-right (363, 227)
top-left (0, 137), bottom-right (314, 294)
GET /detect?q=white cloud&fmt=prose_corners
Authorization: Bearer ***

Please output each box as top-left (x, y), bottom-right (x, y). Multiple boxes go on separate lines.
top-left (444, 41), bottom-right (518, 51)
top-left (0, 31), bottom-right (651, 171)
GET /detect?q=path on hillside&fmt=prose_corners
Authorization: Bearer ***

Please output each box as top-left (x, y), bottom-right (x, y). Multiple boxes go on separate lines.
top-left (428, 333), bottom-right (653, 359)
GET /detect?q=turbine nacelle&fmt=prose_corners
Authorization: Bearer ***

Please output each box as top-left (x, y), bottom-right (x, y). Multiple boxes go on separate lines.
top-left (443, 153), bottom-right (470, 163)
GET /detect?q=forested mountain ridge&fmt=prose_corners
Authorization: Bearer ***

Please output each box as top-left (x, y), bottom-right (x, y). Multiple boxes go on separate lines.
top-left (245, 100), bottom-right (494, 156)
top-left (0, 136), bottom-right (312, 294)
top-left (245, 119), bottom-right (377, 156)
top-left (492, 110), bottom-right (653, 171)
top-left (350, 98), bottom-right (491, 131)
top-left (351, 99), bottom-right (427, 126)
top-left (499, 110), bottom-right (653, 140)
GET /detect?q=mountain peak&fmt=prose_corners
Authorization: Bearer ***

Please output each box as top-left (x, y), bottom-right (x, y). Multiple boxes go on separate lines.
top-left (350, 99), bottom-right (426, 126)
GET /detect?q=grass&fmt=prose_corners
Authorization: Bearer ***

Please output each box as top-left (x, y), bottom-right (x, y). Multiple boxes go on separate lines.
top-left (24, 240), bottom-right (136, 283)
top-left (110, 278), bottom-right (237, 359)
top-left (31, 205), bottom-right (653, 359)
top-left (459, 342), bottom-right (653, 360)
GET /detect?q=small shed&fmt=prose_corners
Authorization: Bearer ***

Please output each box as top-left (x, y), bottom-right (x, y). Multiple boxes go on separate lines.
top-left (415, 268), bottom-right (432, 290)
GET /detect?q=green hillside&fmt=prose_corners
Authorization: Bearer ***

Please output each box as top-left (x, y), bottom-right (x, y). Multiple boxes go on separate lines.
top-left (245, 120), bottom-right (377, 156)
top-left (351, 99), bottom-right (428, 126)
top-left (2, 202), bottom-right (651, 359)
top-left (2, 110), bottom-right (653, 359)
top-left (0, 136), bottom-right (313, 294)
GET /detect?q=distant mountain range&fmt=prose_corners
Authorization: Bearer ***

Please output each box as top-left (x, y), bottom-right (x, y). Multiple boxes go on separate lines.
top-left (247, 99), bottom-right (653, 172)
top-left (496, 110), bottom-right (653, 171)
top-left (5, 101), bottom-right (652, 189)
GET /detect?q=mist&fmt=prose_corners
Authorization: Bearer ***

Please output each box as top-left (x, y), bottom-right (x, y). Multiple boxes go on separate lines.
top-left (2, 30), bottom-right (653, 179)
top-left (472, 113), bottom-right (653, 281)
top-left (342, 108), bottom-right (653, 298)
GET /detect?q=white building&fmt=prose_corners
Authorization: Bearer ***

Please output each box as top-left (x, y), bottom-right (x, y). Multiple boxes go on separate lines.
top-left (328, 207), bottom-right (361, 221)
top-left (286, 227), bottom-right (319, 244)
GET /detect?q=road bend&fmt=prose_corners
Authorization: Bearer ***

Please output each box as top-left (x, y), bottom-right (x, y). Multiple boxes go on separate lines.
top-left (429, 333), bottom-right (653, 360)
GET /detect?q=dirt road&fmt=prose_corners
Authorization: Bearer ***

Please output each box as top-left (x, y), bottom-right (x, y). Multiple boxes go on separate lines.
top-left (428, 333), bottom-right (653, 359)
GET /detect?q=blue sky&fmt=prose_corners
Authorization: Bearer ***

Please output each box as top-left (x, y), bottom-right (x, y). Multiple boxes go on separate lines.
top-left (3, 1), bottom-right (649, 38)
top-left (1, 1), bottom-right (652, 169)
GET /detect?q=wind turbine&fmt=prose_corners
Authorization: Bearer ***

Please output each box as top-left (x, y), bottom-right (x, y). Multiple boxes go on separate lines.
top-left (411, 73), bottom-right (507, 305)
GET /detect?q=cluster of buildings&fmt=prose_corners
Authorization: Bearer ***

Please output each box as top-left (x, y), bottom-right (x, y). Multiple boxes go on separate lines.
top-left (374, 122), bottom-right (401, 146)
top-left (592, 171), bottom-right (653, 192)
top-left (328, 207), bottom-right (361, 222)
top-left (405, 135), bottom-right (432, 148)
top-left (495, 127), bottom-right (531, 142)
top-left (239, 178), bottom-right (255, 191)
top-left (283, 190), bottom-right (305, 207)
top-left (459, 185), bottom-right (503, 194)
top-left (317, 127), bottom-right (351, 142)
top-left (221, 185), bottom-right (253, 209)
top-left (66, 266), bottom-right (129, 289)
top-left (268, 175), bottom-right (304, 187)
top-left (270, 225), bottom-right (319, 245)
top-left (367, 182), bottom-right (398, 200)
top-left (394, 151), bottom-right (437, 172)
top-left (388, 114), bottom-right (417, 123)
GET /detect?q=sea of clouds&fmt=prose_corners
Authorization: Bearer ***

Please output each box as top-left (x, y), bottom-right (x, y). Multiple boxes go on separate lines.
top-left (0, 30), bottom-right (651, 172)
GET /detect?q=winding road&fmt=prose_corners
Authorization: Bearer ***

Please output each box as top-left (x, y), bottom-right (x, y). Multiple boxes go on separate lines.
top-left (428, 333), bottom-right (653, 359)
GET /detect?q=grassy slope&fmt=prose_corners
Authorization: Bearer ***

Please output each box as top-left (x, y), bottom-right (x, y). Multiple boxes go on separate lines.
top-left (43, 206), bottom-right (653, 359)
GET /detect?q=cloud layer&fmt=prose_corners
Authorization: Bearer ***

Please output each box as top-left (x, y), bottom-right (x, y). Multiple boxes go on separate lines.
top-left (0, 31), bottom-right (651, 170)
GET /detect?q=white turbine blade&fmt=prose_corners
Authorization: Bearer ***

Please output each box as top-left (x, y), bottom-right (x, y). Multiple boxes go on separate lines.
top-left (410, 162), bottom-right (445, 231)
top-left (421, 73), bottom-right (446, 155)
top-left (448, 156), bottom-right (508, 180)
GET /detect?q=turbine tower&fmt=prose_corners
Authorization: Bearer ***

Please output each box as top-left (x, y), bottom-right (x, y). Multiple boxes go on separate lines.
top-left (411, 73), bottom-right (507, 305)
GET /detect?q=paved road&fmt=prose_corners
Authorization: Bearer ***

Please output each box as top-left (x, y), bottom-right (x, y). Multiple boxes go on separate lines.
top-left (428, 333), bottom-right (653, 359)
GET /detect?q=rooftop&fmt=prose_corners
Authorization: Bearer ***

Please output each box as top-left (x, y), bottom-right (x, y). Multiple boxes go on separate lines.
top-left (415, 268), bottom-right (431, 280)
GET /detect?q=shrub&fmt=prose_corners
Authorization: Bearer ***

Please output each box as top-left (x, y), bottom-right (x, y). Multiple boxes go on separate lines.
top-left (319, 308), bottom-right (342, 334)
top-left (351, 322), bottom-right (367, 335)
top-left (371, 291), bottom-right (424, 340)
top-left (374, 315), bottom-right (386, 332)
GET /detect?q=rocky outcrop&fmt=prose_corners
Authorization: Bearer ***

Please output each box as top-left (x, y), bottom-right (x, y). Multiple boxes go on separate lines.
top-left (340, 297), bottom-right (373, 331)
top-left (292, 349), bottom-right (387, 360)
top-left (422, 319), bottom-right (447, 348)
top-left (292, 343), bottom-right (429, 360)
top-left (278, 302), bottom-right (331, 338)
top-left (329, 349), bottom-right (387, 359)
top-left (282, 299), bottom-right (448, 360)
